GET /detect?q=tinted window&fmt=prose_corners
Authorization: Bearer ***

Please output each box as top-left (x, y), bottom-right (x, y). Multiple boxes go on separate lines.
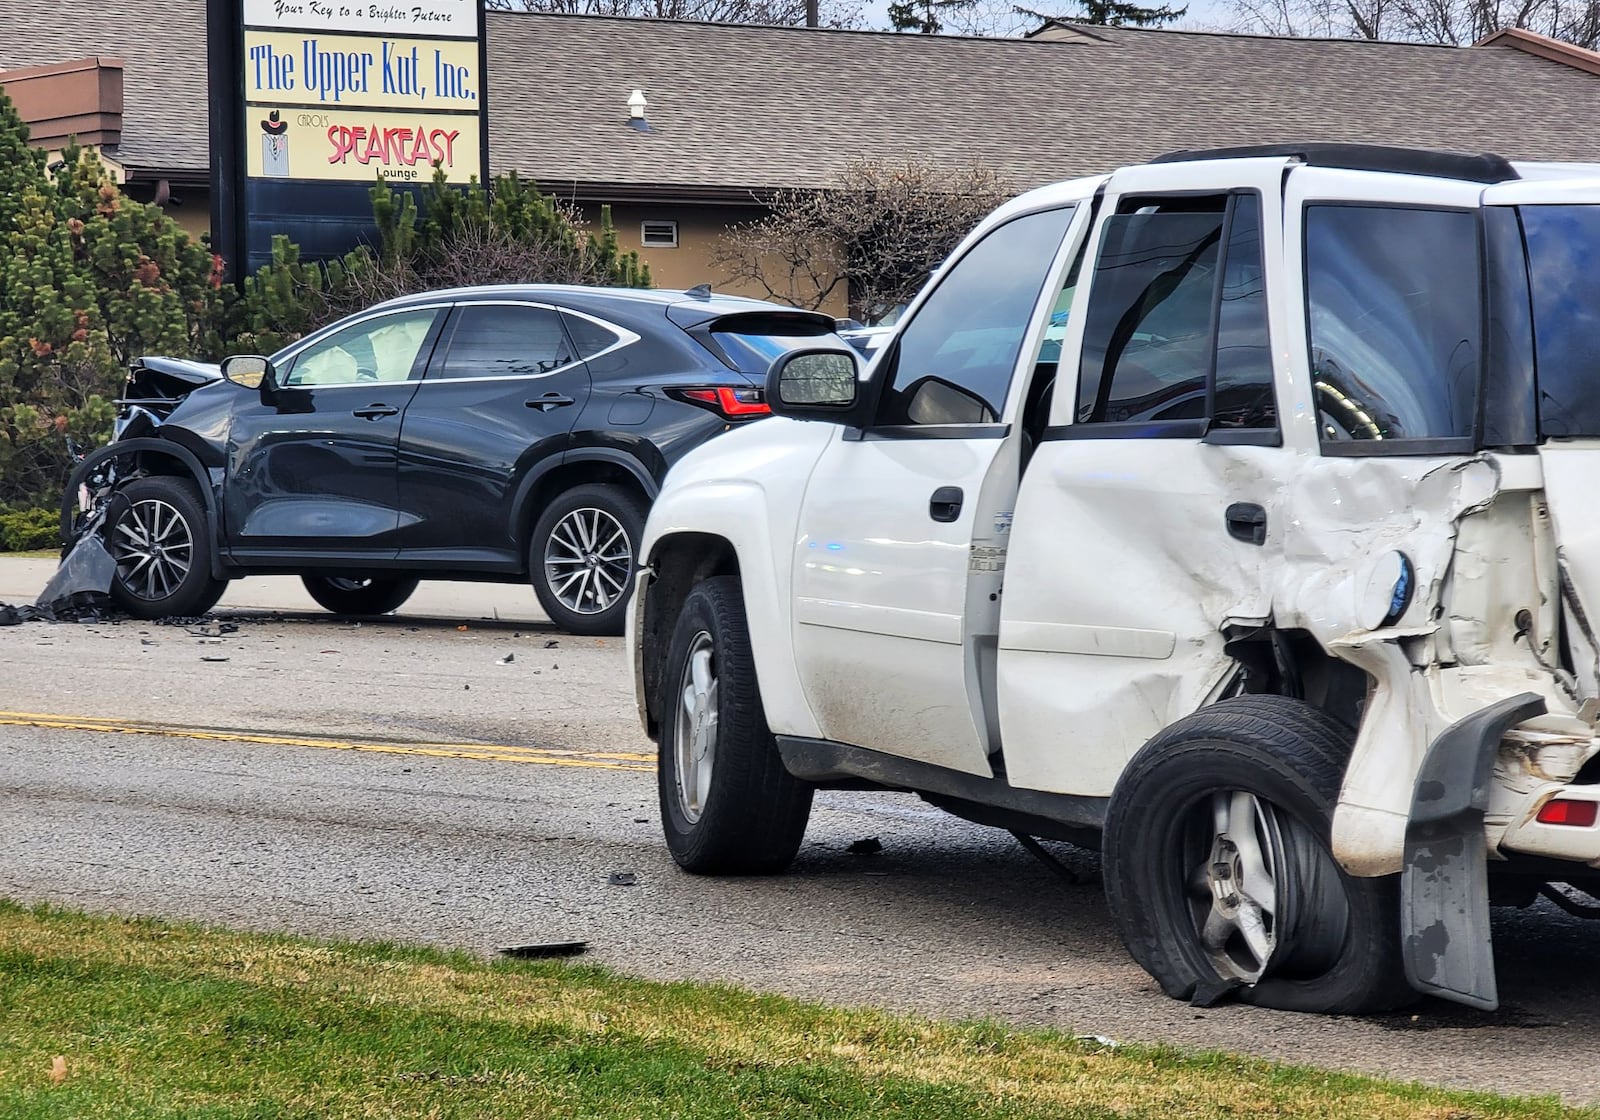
top-left (1520, 205), bottom-right (1600, 438)
top-left (284, 309), bottom-right (437, 387)
top-left (1213, 195), bottom-right (1276, 429)
top-left (439, 304), bottom-right (574, 379)
top-left (1306, 206), bottom-right (1480, 445)
top-left (710, 321), bottom-right (839, 375)
top-left (877, 206), bottom-right (1076, 427)
top-left (562, 312), bottom-right (621, 360)
top-left (1076, 200), bottom-right (1224, 424)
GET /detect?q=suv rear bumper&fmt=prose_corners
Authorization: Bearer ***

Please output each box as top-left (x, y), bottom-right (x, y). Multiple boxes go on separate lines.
top-left (1500, 785), bottom-right (1600, 862)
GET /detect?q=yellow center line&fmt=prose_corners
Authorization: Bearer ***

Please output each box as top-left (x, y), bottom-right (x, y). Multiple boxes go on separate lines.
top-left (0, 712), bottom-right (656, 772)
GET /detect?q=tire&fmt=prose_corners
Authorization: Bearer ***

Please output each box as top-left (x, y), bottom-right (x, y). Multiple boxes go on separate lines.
top-left (300, 574), bottom-right (419, 615)
top-left (106, 476), bottom-right (226, 620)
top-left (657, 575), bottom-right (813, 874)
top-left (1102, 695), bottom-right (1411, 1014)
top-left (529, 483), bottom-right (646, 637)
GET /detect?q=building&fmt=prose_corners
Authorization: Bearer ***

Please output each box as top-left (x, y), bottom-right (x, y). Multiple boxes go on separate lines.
top-left (5, 4), bottom-right (1600, 310)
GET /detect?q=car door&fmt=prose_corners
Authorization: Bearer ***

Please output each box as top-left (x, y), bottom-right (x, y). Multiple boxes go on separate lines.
top-left (395, 300), bottom-right (593, 561)
top-left (996, 159), bottom-right (1293, 798)
top-left (789, 203), bottom-right (1084, 777)
top-left (224, 305), bottom-right (445, 557)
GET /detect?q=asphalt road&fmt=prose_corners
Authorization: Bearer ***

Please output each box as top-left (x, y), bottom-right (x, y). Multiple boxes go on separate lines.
top-left (3, 581), bottom-right (1600, 1103)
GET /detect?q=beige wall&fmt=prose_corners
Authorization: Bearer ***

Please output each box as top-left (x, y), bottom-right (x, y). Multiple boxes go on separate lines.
top-left (583, 202), bottom-right (849, 319)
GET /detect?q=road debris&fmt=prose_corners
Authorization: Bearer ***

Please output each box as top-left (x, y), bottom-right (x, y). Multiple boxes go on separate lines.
top-left (200, 656), bottom-right (230, 663)
top-left (607, 870), bottom-right (637, 886)
top-left (497, 940), bottom-right (588, 959)
top-left (498, 653), bottom-right (515, 665)
top-left (847, 837), bottom-right (883, 855)
top-left (544, 639), bottom-right (559, 649)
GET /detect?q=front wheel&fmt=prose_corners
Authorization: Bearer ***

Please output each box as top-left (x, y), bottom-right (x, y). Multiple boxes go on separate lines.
top-left (529, 483), bottom-right (646, 636)
top-left (1103, 696), bottom-right (1411, 1014)
top-left (106, 476), bottom-right (226, 620)
top-left (658, 575), bottom-right (813, 874)
top-left (300, 575), bottom-right (419, 616)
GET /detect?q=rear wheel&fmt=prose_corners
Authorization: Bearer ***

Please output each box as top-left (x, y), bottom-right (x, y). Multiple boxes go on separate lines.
top-left (658, 575), bottom-right (813, 874)
top-left (530, 483), bottom-right (646, 636)
top-left (300, 574), bottom-right (419, 615)
top-left (107, 476), bottom-right (225, 620)
top-left (1103, 696), bottom-right (1411, 1014)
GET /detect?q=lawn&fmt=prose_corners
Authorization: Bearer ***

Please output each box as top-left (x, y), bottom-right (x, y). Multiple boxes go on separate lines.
top-left (0, 899), bottom-right (1586, 1119)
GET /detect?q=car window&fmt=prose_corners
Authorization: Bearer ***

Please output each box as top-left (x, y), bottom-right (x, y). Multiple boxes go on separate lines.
top-left (283, 309), bottom-right (438, 387)
top-left (1213, 194), bottom-right (1276, 430)
top-left (709, 322), bottom-right (840, 375)
top-left (562, 312), bottom-right (622, 360)
top-left (875, 206), bottom-right (1076, 428)
top-left (1306, 205), bottom-right (1480, 445)
top-left (1076, 199), bottom-right (1225, 425)
top-left (1518, 204), bottom-right (1600, 438)
top-left (438, 304), bottom-right (575, 379)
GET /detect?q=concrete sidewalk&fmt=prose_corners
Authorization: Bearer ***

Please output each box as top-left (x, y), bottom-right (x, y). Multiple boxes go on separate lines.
top-left (0, 555), bottom-right (552, 625)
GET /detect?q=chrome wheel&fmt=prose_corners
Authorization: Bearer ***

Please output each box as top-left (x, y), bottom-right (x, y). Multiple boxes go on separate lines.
top-left (112, 498), bottom-right (193, 602)
top-left (1182, 790), bottom-right (1347, 984)
top-left (673, 630), bottom-right (717, 824)
top-left (543, 506), bottom-right (632, 616)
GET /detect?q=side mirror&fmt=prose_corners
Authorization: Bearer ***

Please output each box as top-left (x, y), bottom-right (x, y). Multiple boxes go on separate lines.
top-left (765, 348), bottom-right (862, 423)
top-left (221, 354), bottom-right (275, 391)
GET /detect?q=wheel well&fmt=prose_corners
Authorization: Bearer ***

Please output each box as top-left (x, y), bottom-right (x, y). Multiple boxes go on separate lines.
top-left (517, 460), bottom-right (652, 560)
top-left (1222, 625), bottom-right (1372, 737)
top-left (640, 533), bottom-right (740, 738)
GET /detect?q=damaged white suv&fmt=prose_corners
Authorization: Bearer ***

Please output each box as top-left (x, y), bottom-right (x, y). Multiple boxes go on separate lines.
top-left (630, 144), bottom-right (1600, 1015)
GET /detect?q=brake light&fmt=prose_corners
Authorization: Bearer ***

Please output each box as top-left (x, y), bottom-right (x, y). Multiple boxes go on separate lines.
top-left (671, 386), bottom-right (771, 420)
top-left (1536, 798), bottom-right (1599, 827)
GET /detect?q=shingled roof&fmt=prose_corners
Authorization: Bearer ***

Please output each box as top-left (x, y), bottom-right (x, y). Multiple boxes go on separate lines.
top-left (3, 3), bottom-right (1600, 194)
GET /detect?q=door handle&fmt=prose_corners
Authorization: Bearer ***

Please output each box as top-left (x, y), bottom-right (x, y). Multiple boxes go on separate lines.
top-left (352, 404), bottom-right (399, 420)
top-left (525, 394), bottom-right (576, 412)
top-left (930, 486), bottom-right (964, 523)
top-left (1225, 502), bottom-right (1267, 545)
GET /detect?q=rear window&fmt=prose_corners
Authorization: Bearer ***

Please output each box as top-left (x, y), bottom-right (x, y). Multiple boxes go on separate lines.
top-left (704, 317), bottom-right (840, 375)
top-left (1521, 205), bottom-right (1600, 438)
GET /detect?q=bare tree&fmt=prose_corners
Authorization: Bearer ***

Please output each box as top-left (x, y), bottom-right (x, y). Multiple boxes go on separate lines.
top-left (712, 158), bottom-right (1012, 320)
top-left (1229, 0), bottom-right (1600, 47)
top-left (485, 0), bottom-right (864, 27)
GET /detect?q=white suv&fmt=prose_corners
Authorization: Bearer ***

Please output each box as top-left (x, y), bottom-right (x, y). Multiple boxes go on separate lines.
top-left (630, 144), bottom-right (1600, 1015)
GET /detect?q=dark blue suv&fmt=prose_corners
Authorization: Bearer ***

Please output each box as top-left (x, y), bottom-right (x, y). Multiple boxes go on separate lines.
top-left (68, 285), bottom-right (840, 634)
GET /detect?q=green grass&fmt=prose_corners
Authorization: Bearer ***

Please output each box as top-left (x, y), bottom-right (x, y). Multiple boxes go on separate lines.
top-left (0, 549), bottom-right (55, 558)
top-left (0, 899), bottom-right (1586, 1119)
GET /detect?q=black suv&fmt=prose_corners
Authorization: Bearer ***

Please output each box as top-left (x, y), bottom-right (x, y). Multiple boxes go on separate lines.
top-left (68, 285), bottom-right (839, 634)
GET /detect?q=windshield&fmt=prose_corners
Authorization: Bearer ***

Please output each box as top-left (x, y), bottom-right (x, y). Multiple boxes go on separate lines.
top-left (1521, 205), bottom-right (1600, 438)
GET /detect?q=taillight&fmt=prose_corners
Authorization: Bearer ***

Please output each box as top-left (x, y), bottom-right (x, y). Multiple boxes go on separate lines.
top-left (1536, 798), bottom-right (1599, 827)
top-left (668, 386), bottom-right (771, 420)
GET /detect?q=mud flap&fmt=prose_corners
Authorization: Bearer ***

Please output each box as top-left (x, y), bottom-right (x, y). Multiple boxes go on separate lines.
top-left (1401, 691), bottom-right (1546, 1010)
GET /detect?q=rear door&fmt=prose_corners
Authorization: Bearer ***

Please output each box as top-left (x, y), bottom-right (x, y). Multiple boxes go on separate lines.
top-left (395, 301), bottom-right (594, 563)
top-left (997, 159), bottom-right (1293, 797)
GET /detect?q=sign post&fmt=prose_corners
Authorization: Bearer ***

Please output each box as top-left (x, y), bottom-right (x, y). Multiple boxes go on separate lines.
top-left (209, 0), bottom-right (490, 276)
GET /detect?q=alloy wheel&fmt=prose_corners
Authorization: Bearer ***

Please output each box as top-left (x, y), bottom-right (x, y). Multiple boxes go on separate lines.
top-left (673, 630), bottom-right (718, 823)
top-left (112, 498), bottom-right (193, 602)
top-left (1181, 789), bottom-right (1347, 984)
top-left (543, 506), bottom-right (632, 615)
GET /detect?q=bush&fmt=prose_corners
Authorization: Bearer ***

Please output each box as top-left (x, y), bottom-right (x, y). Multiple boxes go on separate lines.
top-left (0, 505), bottom-right (59, 551)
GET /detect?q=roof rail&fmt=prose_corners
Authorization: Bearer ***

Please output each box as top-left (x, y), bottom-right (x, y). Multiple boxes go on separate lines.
top-left (1149, 143), bottom-right (1519, 184)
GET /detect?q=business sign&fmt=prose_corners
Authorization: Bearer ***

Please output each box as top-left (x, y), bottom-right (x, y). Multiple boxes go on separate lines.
top-left (207, 0), bottom-right (489, 274)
